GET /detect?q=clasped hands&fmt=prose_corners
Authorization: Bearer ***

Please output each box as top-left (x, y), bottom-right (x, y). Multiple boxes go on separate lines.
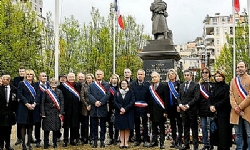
top-left (180, 104), bottom-right (189, 111)
top-left (25, 102), bottom-right (36, 110)
top-left (120, 107), bottom-right (125, 114)
top-left (95, 101), bottom-right (101, 107)
top-left (234, 106), bottom-right (244, 116)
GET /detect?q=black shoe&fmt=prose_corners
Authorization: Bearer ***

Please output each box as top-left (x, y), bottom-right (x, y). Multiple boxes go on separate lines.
top-left (160, 144), bottom-right (165, 149)
top-left (35, 142), bottom-right (41, 148)
top-left (70, 142), bottom-right (77, 146)
top-left (119, 145), bottom-right (124, 149)
top-left (124, 145), bottom-right (129, 148)
top-left (53, 144), bottom-right (57, 148)
top-left (179, 146), bottom-right (190, 150)
top-left (30, 138), bottom-right (36, 144)
top-left (170, 141), bottom-right (176, 148)
top-left (22, 144), bottom-right (27, 150)
top-left (92, 141), bottom-right (97, 148)
top-left (44, 145), bottom-right (48, 149)
top-left (63, 143), bottom-right (67, 147)
top-left (107, 139), bottom-right (114, 145)
top-left (149, 142), bottom-right (158, 147)
top-left (100, 141), bottom-right (105, 148)
top-left (27, 145), bottom-right (32, 150)
top-left (5, 146), bottom-right (14, 150)
top-left (193, 148), bottom-right (199, 150)
top-left (15, 139), bottom-right (22, 145)
top-left (134, 141), bottom-right (140, 146)
top-left (143, 142), bottom-right (149, 147)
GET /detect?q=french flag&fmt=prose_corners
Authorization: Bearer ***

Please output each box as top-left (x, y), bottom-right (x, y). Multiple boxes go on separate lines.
top-left (234, 0), bottom-right (240, 12)
top-left (114, 0), bottom-right (125, 29)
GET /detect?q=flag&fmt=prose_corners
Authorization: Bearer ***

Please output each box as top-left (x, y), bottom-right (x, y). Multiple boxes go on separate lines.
top-left (234, 0), bottom-right (240, 12)
top-left (114, 0), bottom-right (125, 29)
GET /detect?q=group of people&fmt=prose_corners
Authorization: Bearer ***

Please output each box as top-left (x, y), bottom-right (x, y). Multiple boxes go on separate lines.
top-left (0, 62), bottom-right (249, 150)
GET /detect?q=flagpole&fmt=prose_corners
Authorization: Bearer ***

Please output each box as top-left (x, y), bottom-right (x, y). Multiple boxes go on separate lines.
top-left (55, 0), bottom-right (59, 79)
top-left (248, 0), bottom-right (250, 59)
top-left (233, 0), bottom-right (236, 78)
top-left (113, 3), bottom-right (116, 74)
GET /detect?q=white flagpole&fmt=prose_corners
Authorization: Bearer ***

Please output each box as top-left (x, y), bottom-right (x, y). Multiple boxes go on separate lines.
top-left (113, 3), bottom-right (116, 74)
top-left (233, 0), bottom-right (236, 78)
top-left (248, 0), bottom-right (250, 59)
top-left (55, 0), bottom-right (59, 79)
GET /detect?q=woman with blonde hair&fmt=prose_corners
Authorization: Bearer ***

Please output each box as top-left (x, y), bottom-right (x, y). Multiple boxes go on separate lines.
top-left (198, 67), bottom-right (215, 150)
top-left (165, 69), bottom-right (183, 148)
top-left (17, 69), bottom-right (39, 150)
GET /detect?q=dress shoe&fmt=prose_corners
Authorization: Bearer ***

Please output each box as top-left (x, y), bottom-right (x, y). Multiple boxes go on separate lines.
top-left (35, 142), bottom-right (41, 148)
top-left (22, 144), bottom-right (27, 150)
top-left (53, 144), bottom-right (57, 148)
top-left (15, 139), bottom-right (22, 145)
top-left (44, 146), bottom-right (48, 149)
top-left (149, 141), bottom-right (158, 147)
top-left (193, 148), bottom-right (199, 150)
top-left (124, 145), bottom-right (129, 148)
top-left (5, 146), bottom-right (14, 150)
top-left (134, 141), bottom-right (140, 146)
top-left (100, 141), bottom-right (105, 148)
top-left (63, 142), bottom-right (67, 147)
top-left (119, 145), bottom-right (124, 149)
top-left (143, 142), bottom-right (149, 147)
top-left (70, 142), bottom-right (77, 146)
top-left (27, 145), bottom-right (32, 150)
top-left (179, 146), bottom-right (190, 150)
top-left (160, 144), bottom-right (165, 149)
top-left (170, 141), bottom-right (176, 148)
top-left (92, 141), bottom-right (97, 148)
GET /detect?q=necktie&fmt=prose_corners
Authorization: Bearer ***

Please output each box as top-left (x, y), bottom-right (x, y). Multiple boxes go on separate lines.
top-left (184, 82), bottom-right (188, 92)
top-left (5, 86), bottom-right (8, 106)
top-left (154, 84), bottom-right (158, 90)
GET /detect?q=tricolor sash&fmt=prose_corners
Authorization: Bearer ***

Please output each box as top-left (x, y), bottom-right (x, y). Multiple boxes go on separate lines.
top-left (168, 82), bottom-right (179, 99)
top-left (62, 82), bottom-right (80, 101)
top-left (235, 77), bottom-right (247, 99)
top-left (135, 101), bottom-right (148, 107)
top-left (109, 86), bottom-right (116, 96)
top-left (93, 81), bottom-right (106, 96)
top-left (200, 84), bottom-right (209, 100)
top-left (149, 85), bottom-right (165, 109)
top-left (39, 84), bottom-right (46, 92)
top-left (45, 88), bottom-right (60, 110)
top-left (23, 81), bottom-right (36, 99)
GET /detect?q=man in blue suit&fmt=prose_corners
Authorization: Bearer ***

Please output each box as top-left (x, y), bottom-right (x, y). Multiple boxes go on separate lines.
top-left (88, 70), bottom-right (110, 148)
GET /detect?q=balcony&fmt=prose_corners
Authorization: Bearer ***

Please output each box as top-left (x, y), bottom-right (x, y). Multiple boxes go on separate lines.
top-left (205, 34), bottom-right (214, 41)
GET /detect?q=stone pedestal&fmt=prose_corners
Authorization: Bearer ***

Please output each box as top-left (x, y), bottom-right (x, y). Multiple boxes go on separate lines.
top-left (138, 39), bottom-right (181, 81)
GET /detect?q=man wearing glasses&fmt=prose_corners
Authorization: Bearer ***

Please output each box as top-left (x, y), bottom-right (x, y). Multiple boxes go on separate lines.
top-left (178, 70), bottom-right (200, 150)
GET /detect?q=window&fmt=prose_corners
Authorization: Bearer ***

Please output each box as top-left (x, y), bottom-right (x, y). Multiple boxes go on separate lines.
top-left (224, 27), bottom-right (227, 34)
top-left (217, 39), bottom-right (219, 45)
top-left (216, 27), bottom-right (219, 35)
top-left (212, 18), bottom-right (217, 24)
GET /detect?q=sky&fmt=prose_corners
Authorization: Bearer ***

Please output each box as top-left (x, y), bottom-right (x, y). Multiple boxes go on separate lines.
top-left (42, 0), bottom-right (248, 44)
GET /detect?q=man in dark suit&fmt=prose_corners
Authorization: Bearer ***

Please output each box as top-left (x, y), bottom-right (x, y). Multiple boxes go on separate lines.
top-left (13, 66), bottom-right (25, 145)
top-left (88, 69), bottom-right (110, 148)
top-left (148, 71), bottom-right (167, 149)
top-left (0, 75), bottom-right (18, 150)
top-left (33, 72), bottom-right (50, 147)
top-left (131, 69), bottom-right (150, 147)
top-left (58, 72), bottom-right (81, 147)
top-left (177, 70), bottom-right (200, 150)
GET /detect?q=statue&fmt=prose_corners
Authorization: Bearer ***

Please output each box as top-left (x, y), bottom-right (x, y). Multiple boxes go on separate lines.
top-left (150, 0), bottom-right (169, 40)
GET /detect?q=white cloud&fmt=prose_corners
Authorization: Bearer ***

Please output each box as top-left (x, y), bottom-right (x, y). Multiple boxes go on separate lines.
top-left (43, 0), bottom-right (248, 44)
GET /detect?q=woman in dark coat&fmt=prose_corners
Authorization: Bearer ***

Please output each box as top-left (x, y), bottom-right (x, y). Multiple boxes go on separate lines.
top-left (209, 70), bottom-right (232, 150)
top-left (17, 69), bottom-right (39, 150)
top-left (114, 79), bottom-right (135, 148)
top-left (41, 78), bottom-right (64, 149)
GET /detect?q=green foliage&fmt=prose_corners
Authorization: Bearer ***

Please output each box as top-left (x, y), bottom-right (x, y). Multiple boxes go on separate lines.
top-left (214, 21), bottom-right (250, 83)
top-left (0, 0), bottom-right (44, 78)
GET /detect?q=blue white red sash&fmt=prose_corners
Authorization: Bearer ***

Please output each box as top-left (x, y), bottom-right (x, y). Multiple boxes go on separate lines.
top-left (45, 88), bottom-right (60, 110)
top-left (135, 101), bottom-right (148, 107)
top-left (149, 85), bottom-right (165, 109)
top-left (93, 81), bottom-right (106, 96)
top-left (23, 81), bottom-right (36, 99)
top-left (200, 84), bottom-right (209, 100)
top-left (62, 82), bottom-right (80, 101)
top-left (109, 86), bottom-right (116, 96)
top-left (168, 82), bottom-right (179, 99)
top-left (39, 84), bottom-right (46, 92)
top-left (234, 77), bottom-right (247, 99)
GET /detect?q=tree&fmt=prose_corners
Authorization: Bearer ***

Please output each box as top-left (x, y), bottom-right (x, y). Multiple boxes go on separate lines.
top-left (0, 0), bottom-right (44, 77)
top-left (214, 20), bottom-right (250, 83)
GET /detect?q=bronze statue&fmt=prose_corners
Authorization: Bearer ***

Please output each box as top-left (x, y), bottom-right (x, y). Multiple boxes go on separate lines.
top-left (150, 0), bottom-right (169, 40)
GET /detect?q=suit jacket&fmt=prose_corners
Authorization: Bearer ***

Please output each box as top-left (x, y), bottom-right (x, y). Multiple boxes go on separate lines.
top-left (177, 81), bottom-right (200, 111)
top-left (230, 73), bottom-right (250, 124)
top-left (88, 81), bottom-right (111, 117)
top-left (148, 82), bottom-right (168, 122)
top-left (0, 84), bottom-right (17, 126)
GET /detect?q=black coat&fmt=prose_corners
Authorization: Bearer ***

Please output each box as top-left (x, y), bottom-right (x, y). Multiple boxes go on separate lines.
top-left (107, 85), bottom-right (118, 122)
top-left (114, 89), bottom-right (135, 130)
top-left (198, 82), bottom-right (215, 117)
top-left (148, 83), bottom-right (168, 122)
top-left (177, 81), bottom-right (200, 113)
top-left (41, 88), bottom-right (64, 131)
top-left (166, 81), bottom-right (181, 118)
top-left (208, 81), bottom-right (232, 148)
top-left (130, 80), bottom-right (150, 117)
top-left (0, 85), bottom-right (18, 126)
top-left (58, 82), bottom-right (81, 128)
top-left (17, 81), bottom-right (40, 124)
